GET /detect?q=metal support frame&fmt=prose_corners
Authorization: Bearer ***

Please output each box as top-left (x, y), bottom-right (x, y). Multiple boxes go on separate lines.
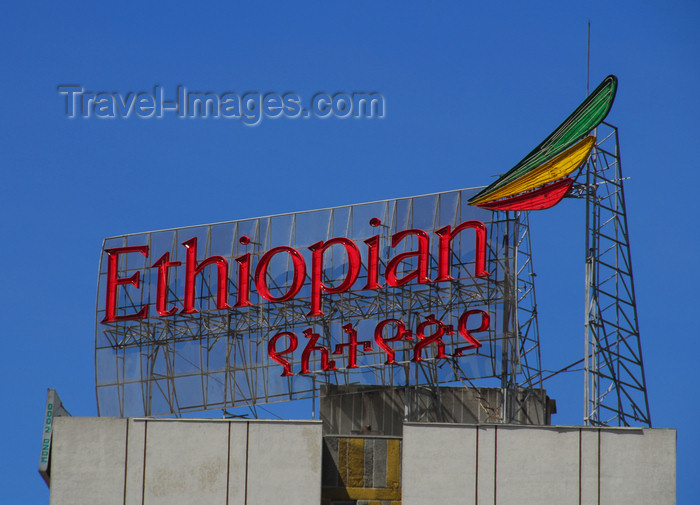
top-left (96, 189), bottom-right (545, 418)
top-left (579, 122), bottom-right (651, 427)
top-left (448, 210), bottom-right (543, 424)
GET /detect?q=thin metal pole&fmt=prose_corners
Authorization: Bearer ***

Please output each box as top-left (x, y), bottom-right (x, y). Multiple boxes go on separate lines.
top-left (584, 153), bottom-right (592, 425)
top-left (583, 18), bottom-right (592, 425)
top-left (501, 212), bottom-right (511, 423)
top-left (586, 21), bottom-right (591, 96)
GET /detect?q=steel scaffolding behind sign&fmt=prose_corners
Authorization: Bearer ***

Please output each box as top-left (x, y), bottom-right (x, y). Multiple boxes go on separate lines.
top-left (95, 188), bottom-right (537, 417)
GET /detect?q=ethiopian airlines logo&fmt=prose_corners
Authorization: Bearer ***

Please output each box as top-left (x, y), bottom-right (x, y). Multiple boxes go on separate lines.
top-left (469, 75), bottom-right (617, 211)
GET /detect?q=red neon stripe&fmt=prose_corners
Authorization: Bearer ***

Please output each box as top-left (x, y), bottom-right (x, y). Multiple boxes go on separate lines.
top-left (476, 178), bottom-right (574, 211)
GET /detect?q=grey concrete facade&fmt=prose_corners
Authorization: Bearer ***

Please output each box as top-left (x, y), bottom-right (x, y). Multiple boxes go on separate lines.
top-left (402, 423), bottom-right (676, 505)
top-left (47, 418), bottom-right (675, 505)
top-left (48, 417), bottom-right (322, 505)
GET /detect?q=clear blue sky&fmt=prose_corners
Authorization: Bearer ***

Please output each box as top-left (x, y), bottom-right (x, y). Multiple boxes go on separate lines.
top-left (1, 1), bottom-right (698, 502)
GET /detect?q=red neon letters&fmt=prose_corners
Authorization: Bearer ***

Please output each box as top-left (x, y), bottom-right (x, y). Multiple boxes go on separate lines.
top-left (412, 314), bottom-right (449, 362)
top-left (301, 328), bottom-right (337, 373)
top-left (182, 237), bottom-right (231, 314)
top-left (435, 221), bottom-right (489, 280)
top-left (308, 238), bottom-right (361, 317)
top-left (385, 229), bottom-right (431, 287)
top-left (101, 218), bottom-right (490, 323)
top-left (455, 309), bottom-right (489, 356)
top-left (334, 323), bottom-right (373, 369)
top-left (102, 246), bottom-right (149, 323)
top-left (267, 311), bottom-right (490, 376)
top-left (152, 252), bottom-right (181, 316)
top-left (374, 318), bottom-right (409, 365)
top-left (255, 246), bottom-right (307, 302)
top-left (267, 332), bottom-right (298, 376)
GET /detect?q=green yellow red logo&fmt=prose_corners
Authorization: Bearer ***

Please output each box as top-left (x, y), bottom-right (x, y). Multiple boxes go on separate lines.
top-left (470, 75), bottom-right (617, 211)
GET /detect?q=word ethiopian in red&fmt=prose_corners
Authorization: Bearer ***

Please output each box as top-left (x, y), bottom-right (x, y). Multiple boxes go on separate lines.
top-left (101, 218), bottom-right (489, 323)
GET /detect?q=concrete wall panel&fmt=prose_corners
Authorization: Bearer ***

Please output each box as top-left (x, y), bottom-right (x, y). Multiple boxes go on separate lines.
top-left (124, 419), bottom-right (146, 505)
top-left (142, 420), bottom-right (229, 505)
top-left (246, 421), bottom-right (322, 505)
top-left (50, 417), bottom-right (127, 505)
top-left (402, 424), bottom-right (476, 505)
top-left (476, 426), bottom-right (496, 505)
top-left (599, 428), bottom-right (676, 505)
top-left (400, 424), bottom-right (675, 505)
top-left (226, 421), bottom-right (248, 505)
top-left (497, 427), bottom-right (579, 505)
top-left (580, 429), bottom-right (599, 505)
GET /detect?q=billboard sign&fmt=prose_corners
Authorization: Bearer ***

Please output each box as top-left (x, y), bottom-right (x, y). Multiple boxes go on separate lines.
top-left (95, 75), bottom-right (619, 418)
top-left (96, 188), bottom-right (523, 416)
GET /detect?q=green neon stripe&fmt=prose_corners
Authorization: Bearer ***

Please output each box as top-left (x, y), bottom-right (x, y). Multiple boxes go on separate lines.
top-left (470, 75), bottom-right (617, 203)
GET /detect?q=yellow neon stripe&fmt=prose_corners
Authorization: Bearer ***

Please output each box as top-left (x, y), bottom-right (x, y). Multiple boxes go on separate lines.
top-left (471, 135), bottom-right (595, 205)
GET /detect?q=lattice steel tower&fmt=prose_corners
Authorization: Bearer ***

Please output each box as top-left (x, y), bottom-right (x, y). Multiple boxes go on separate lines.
top-left (581, 123), bottom-right (651, 427)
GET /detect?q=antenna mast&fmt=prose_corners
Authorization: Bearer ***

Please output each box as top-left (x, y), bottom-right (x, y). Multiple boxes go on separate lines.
top-left (586, 21), bottom-right (591, 96)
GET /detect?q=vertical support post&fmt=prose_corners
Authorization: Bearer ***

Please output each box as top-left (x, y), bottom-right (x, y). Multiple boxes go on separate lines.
top-left (583, 123), bottom-right (651, 427)
top-left (500, 212), bottom-right (511, 423)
